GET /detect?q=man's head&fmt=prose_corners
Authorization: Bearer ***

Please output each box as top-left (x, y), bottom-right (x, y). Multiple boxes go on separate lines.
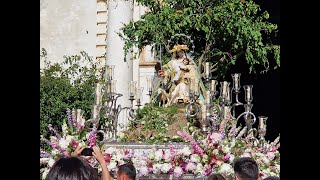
top-left (117, 163), bottom-right (136, 180)
top-left (233, 157), bottom-right (259, 180)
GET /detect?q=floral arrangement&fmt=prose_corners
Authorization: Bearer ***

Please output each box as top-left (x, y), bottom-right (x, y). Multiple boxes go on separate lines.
top-left (40, 108), bottom-right (280, 180)
top-left (103, 111), bottom-right (280, 179)
top-left (40, 108), bottom-right (100, 179)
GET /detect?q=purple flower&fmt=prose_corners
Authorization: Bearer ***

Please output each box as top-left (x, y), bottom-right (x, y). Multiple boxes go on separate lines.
top-left (48, 124), bottom-right (60, 139)
top-left (40, 148), bottom-right (51, 158)
top-left (89, 125), bottom-right (97, 147)
top-left (223, 154), bottom-right (230, 161)
top-left (66, 108), bottom-right (72, 128)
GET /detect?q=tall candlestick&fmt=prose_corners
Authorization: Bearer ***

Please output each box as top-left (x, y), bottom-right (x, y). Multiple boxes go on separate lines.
top-left (147, 76), bottom-right (153, 92)
top-left (259, 116), bottom-right (267, 129)
top-left (244, 85), bottom-right (253, 103)
top-left (205, 62), bottom-right (210, 79)
top-left (211, 80), bottom-right (217, 92)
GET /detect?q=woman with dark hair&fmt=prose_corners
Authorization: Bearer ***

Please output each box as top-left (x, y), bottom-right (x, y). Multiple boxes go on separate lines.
top-left (46, 156), bottom-right (99, 180)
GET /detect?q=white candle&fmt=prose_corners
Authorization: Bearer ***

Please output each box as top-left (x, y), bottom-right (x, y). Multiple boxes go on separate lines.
top-left (211, 80), bottom-right (217, 92)
top-left (234, 74), bottom-right (239, 90)
top-left (76, 109), bottom-right (81, 122)
top-left (247, 87), bottom-right (251, 102)
top-left (147, 77), bottom-right (153, 91)
top-left (111, 80), bottom-right (116, 93)
top-left (129, 81), bottom-right (135, 96)
top-left (205, 62), bottom-right (210, 78)
top-left (259, 118), bottom-right (264, 129)
top-left (202, 106), bottom-right (206, 120)
top-left (194, 81), bottom-right (199, 95)
top-left (107, 66), bottom-right (113, 80)
top-left (206, 90), bottom-right (211, 104)
top-left (222, 81), bottom-right (228, 96)
top-left (95, 83), bottom-right (101, 105)
top-left (136, 88), bottom-right (141, 100)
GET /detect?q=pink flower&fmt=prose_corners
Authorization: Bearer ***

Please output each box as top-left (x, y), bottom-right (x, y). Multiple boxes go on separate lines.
top-left (173, 166), bottom-right (183, 177)
top-left (266, 152), bottom-right (275, 160)
top-left (241, 152), bottom-right (251, 158)
top-left (211, 133), bottom-right (221, 142)
top-left (105, 154), bottom-right (111, 163)
top-left (185, 163), bottom-right (196, 173)
top-left (223, 154), bottom-right (230, 161)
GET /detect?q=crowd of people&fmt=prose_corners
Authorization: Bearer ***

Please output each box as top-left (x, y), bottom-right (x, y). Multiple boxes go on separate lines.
top-left (46, 145), bottom-right (279, 180)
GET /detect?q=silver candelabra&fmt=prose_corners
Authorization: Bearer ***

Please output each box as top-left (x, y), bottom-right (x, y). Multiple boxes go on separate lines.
top-left (185, 64), bottom-right (268, 140)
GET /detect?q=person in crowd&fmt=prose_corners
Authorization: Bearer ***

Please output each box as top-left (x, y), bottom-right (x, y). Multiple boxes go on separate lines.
top-left (233, 157), bottom-right (259, 180)
top-left (46, 156), bottom-right (99, 180)
top-left (47, 145), bottom-right (136, 180)
top-left (207, 173), bottom-right (226, 180)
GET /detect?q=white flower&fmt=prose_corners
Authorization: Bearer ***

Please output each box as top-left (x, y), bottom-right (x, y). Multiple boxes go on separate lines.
top-left (58, 138), bottom-right (69, 150)
top-left (262, 156), bottom-right (270, 165)
top-left (154, 150), bottom-right (163, 161)
top-left (48, 158), bottom-right (55, 167)
top-left (51, 149), bottom-right (59, 156)
top-left (118, 132), bottom-right (125, 139)
top-left (41, 169), bottom-right (50, 180)
top-left (186, 163), bottom-right (196, 172)
top-left (62, 123), bottom-right (67, 137)
top-left (218, 164), bottom-right (233, 176)
top-left (152, 163), bottom-right (162, 174)
top-left (105, 147), bottom-right (117, 155)
top-left (190, 154), bottom-right (200, 163)
top-left (179, 146), bottom-right (191, 156)
top-left (149, 151), bottom-right (155, 160)
top-left (164, 151), bottom-right (171, 162)
top-left (202, 154), bottom-right (209, 163)
top-left (138, 166), bottom-right (149, 176)
top-left (173, 166), bottom-right (183, 177)
top-left (196, 163), bottom-right (204, 174)
top-left (275, 164), bottom-right (280, 171)
top-left (65, 135), bottom-right (73, 143)
top-left (161, 163), bottom-right (172, 173)
top-left (229, 154), bottom-right (235, 163)
top-left (222, 146), bottom-right (231, 153)
top-left (107, 161), bottom-right (117, 171)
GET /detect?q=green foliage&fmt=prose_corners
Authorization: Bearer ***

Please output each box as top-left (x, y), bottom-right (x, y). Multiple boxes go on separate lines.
top-left (120, 0), bottom-right (280, 79)
top-left (40, 50), bottom-right (104, 148)
top-left (121, 105), bottom-right (184, 143)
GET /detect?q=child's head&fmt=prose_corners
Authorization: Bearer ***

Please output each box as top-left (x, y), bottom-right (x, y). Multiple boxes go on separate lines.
top-left (183, 58), bottom-right (190, 65)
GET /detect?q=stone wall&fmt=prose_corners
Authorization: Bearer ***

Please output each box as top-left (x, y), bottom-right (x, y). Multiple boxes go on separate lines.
top-left (40, 0), bottom-right (96, 68)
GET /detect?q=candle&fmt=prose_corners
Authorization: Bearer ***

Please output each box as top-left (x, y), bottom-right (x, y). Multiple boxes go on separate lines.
top-left (246, 87), bottom-right (251, 102)
top-left (129, 81), bottom-right (135, 96)
top-left (259, 118), bottom-right (264, 129)
top-left (206, 90), bottom-right (211, 104)
top-left (111, 80), bottom-right (116, 93)
top-left (202, 106), bottom-right (206, 120)
top-left (76, 109), bottom-right (81, 122)
top-left (234, 74), bottom-right (239, 90)
top-left (95, 83), bottom-right (101, 105)
top-left (147, 77), bottom-right (153, 91)
top-left (205, 62), bottom-right (210, 78)
top-left (194, 81), bottom-right (199, 95)
top-left (222, 81), bottom-right (228, 96)
top-left (136, 88), bottom-right (142, 100)
top-left (211, 80), bottom-right (217, 92)
top-left (107, 66), bottom-right (113, 80)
